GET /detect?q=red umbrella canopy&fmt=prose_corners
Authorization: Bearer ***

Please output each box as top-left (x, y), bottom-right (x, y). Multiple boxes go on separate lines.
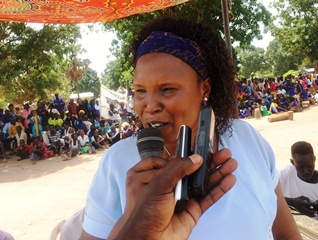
top-left (0, 0), bottom-right (188, 24)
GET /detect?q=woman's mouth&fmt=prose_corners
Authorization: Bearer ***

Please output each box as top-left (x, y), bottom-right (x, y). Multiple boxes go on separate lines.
top-left (148, 122), bottom-right (168, 128)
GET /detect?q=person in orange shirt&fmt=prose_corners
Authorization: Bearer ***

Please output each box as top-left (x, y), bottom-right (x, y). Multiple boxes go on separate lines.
top-left (8, 118), bottom-right (24, 139)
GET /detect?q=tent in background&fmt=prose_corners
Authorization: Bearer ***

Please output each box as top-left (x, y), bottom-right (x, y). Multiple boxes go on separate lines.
top-left (0, 0), bottom-right (188, 24)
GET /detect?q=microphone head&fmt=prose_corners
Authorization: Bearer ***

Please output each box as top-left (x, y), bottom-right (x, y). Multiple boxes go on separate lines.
top-left (137, 128), bottom-right (164, 159)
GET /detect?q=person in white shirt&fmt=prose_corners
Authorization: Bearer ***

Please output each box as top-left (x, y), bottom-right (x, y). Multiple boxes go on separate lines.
top-left (77, 129), bottom-right (94, 154)
top-left (314, 90), bottom-right (318, 103)
top-left (280, 141), bottom-right (318, 217)
top-left (15, 126), bottom-right (27, 147)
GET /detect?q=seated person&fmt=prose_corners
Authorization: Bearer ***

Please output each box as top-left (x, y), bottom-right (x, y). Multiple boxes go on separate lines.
top-left (121, 122), bottom-right (133, 139)
top-left (75, 117), bottom-right (87, 133)
top-left (29, 137), bottom-right (46, 164)
top-left (15, 126), bottom-right (27, 148)
top-left (269, 99), bottom-right (286, 114)
top-left (16, 139), bottom-right (30, 161)
top-left (77, 129), bottom-right (94, 154)
top-left (8, 118), bottom-right (24, 137)
top-left (99, 119), bottom-right (109, 137)
top-left (48, 112), bottom-right (63, 127)
top-left (83, 116), bottom-right (92, 132)
top-left (91, 130), bottom-right (105, 150)
top-left (47, 125), bottom-right (64, 155)
top-left (106, 125), bottom-right (120, 146)
top-left (280, 141), bottom-right (318, 217)
top-left (62, 133), bottom-right (80, 160)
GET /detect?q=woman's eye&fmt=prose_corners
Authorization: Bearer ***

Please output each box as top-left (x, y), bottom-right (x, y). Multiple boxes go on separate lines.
top-left (135, 89), bottom-right (146, 93)
top-left (162, 88), bottom-right (176, 93)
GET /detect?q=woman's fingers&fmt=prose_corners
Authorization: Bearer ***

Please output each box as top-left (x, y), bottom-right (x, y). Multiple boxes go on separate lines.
top-left (210, 148), bottom-right (232, 169)
top-left (209, 157), bottom-right (238, 187)
top-left (199, 174), bottom-right (237, 214)
top-left (132, 157), bottom-right (167, 172)
top-left (181, 174), bottom-right (236, 225)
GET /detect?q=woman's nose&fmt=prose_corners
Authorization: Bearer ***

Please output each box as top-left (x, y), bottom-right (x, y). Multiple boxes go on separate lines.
top-left (145, 94), bottom-right (162, 114)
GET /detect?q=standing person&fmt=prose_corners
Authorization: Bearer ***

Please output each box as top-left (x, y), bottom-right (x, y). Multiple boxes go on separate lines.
top-left (8, 103), bottom-right (17, 117)
top-left (118, 102), bottom-right (129, 123)
top-left (67, 99), bottom-right (78, 118)
top-left (108, 103), bottom-right (119, 126)
top-left (77, 99), bottom-right (86, 117)
top-left (80, 17), bottom-right (300, 239)
top-left (29, 110), bottom-right (42, 137)
top-left (52, 93), bottom-right (65, 115)
top-left (21, 103), bottom-right (32, 130)
top-left (36, 101), bottom-right (49, 131)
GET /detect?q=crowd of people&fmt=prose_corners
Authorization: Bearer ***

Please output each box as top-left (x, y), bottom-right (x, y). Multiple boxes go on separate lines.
top-left (0, 93), bottom-right (140, 163)
top-left (237, 75), bottom-right (318, 118)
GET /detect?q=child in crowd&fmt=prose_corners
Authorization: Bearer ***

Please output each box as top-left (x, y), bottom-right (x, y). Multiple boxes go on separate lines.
top-left (29, 137), bottom-right (46, 164)
top-left (106, 125), bottom-right (120, 146)
top-left (77, 129), bottom-right (94, 154)
top-left (63, 133), bottom-right (80, 160)
top-left (16, 139), bottom-right (29, 161)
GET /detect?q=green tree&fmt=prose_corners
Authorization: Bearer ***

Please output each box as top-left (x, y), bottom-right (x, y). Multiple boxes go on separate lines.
top-left (0, 22), bottom-right (81, 102)
top-left (271, 0), bottom-right (318, 72)
top-left (101, 0), bottom-right (271, 86)
top-left (264, 39), bottom-right (302, 76)
top-left (77, 67), bottom-right (101, 98)
top-left (101, 57), bottom-right (133, 90)
top-left (236, 45), bottom-right (268, 78)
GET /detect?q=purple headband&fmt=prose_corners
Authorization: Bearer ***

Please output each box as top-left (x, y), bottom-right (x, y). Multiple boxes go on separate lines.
top-left (135, 31), bottom-right (208, 80)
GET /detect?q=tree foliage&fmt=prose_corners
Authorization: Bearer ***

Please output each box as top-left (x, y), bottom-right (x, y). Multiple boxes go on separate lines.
top-left (77, 67), bottom-right (101, 98)
top-left (271, 0), bottom-right (318, 72)
top-left (100, 0), bottom-right (271, 88)
top-left (0, 22), bottom-right (81, 103)
top-left (265, 39), bottom-right (302, 76)
top-left (236, 45), bottom-right (269, 78)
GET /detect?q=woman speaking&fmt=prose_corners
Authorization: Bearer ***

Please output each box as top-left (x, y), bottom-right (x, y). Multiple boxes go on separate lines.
top-left (81, 17), bottom-right (300, 240)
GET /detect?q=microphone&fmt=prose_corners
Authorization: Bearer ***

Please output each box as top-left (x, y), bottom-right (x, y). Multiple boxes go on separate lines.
top-left (137, 128), bottom-right (164, 159)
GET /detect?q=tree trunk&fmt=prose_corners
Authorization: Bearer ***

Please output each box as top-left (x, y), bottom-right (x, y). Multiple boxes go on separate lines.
top-left (314, 61), bottom-right (318, 75)
top-left (76, 81), bottom-right (80, 99)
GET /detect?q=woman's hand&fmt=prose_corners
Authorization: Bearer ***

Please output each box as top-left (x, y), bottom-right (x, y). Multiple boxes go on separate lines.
top-left (124, 156), bottom-right (168, 218)
top-left (116, 149), bottom-right (237, 240)
top-left (209, 148), bottom-right (238, 190)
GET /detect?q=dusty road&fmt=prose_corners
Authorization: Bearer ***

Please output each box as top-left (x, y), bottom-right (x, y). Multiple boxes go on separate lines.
top-left (1, 105), bottom-right (318, 239)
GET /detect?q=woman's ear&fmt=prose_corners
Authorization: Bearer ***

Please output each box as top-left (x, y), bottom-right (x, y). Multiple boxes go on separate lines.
top-left (202, 78), bottom-right (211, 97)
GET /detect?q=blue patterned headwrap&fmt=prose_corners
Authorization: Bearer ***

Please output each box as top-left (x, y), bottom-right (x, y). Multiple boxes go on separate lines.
top-left (135, 31), bottom-right (208, 80)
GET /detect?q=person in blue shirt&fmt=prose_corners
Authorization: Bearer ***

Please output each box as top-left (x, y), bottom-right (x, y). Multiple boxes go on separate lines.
top-left (52, 93), bottom-right (65, 113)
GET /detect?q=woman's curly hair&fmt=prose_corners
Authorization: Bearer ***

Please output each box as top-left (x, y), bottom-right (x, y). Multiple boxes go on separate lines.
top-left (131, 17), bottom-right (238, 138)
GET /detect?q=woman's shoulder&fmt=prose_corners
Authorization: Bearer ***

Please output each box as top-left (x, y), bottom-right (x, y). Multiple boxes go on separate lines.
top-left (100, 136), bottom-right (139, 167)
top-left (230, 119), bottom-right (256, 132)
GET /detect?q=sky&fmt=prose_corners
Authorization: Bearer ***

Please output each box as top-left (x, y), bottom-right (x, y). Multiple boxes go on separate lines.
top-left (78, 0), bottom-right (275, 77)
top-left (77, 24), bottom-right (116, 77)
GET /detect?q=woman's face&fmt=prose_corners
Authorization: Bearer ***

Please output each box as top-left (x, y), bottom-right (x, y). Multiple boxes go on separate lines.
top-left (133, 53), bottom-right (210, 149)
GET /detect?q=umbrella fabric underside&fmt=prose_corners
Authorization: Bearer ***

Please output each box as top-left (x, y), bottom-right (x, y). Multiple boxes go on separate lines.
top-left (0, 0), bottom-right (188, 24)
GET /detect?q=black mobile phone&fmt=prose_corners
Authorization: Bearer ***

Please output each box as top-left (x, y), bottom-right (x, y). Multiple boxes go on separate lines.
top-left (189, 107), bottom-right (215, 199)
top-left (174, 108), bottom-right (215, 212)
top-left (174, 125), bottom-right (192, 213)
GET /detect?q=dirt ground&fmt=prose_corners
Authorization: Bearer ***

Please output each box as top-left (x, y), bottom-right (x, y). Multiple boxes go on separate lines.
top-left (1, 105), bottom-right (318, 240)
